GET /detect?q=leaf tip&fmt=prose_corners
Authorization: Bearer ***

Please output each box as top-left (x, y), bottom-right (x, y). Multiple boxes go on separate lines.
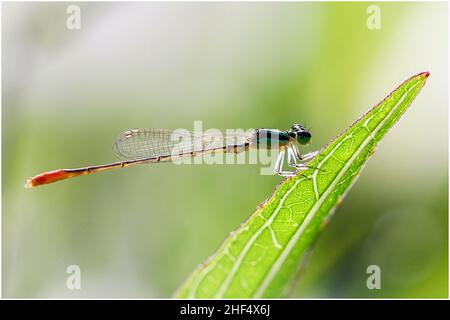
top-left (419, 71), bottom-right (430, 78)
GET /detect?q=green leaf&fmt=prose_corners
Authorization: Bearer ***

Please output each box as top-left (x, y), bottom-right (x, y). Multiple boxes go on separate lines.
top-left (174, 72), bottom-right (430, 298)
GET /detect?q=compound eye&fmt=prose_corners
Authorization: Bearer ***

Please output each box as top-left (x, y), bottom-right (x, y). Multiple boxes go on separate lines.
top-left (296, 130), bottom-right (311, 145)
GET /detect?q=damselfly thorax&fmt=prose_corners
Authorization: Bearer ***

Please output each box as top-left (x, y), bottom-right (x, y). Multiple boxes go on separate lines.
top-left (25, 124), bottom-right (317, 188)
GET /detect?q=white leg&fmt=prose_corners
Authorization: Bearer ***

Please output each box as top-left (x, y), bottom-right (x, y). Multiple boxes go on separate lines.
top-left (302, 151), bottom-right (318, 161)
top-left (274, 149), bottom-right (285, 175)
top-left (291, 144), bottom-right (318, 168)
top-left (274, 148), bottom-right (297, 177)
top-left (291, 143), bottom-right (303, 161)
top-left (287, 146), bottom-right (299, 167)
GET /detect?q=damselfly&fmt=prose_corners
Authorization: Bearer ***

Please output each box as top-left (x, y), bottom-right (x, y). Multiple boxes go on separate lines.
top-left (25, 124), bottom-right (317, 188)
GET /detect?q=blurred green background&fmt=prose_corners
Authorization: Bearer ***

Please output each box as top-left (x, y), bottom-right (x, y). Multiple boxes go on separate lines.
top-left (2, 2), bottom-right (447, 298)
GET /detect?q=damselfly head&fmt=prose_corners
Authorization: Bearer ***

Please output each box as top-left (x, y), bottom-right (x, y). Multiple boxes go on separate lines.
top-left (289, 124), bottom-right (311, 145)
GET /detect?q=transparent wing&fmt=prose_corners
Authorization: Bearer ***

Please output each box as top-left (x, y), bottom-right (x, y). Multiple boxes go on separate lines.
top-left (112, 128), bottom-right (253, 160)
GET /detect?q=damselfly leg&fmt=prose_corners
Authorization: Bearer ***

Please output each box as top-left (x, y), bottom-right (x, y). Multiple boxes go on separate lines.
top-left (274, 144), bottom-right (318, 177)
top-left (289, 143), bottom-right (318, 166)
